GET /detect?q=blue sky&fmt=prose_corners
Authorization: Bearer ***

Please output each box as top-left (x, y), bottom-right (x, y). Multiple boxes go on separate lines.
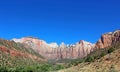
top-left (0, 0), bottom-right (120, 44)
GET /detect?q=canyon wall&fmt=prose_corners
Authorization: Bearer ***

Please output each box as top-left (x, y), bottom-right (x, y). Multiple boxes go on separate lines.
top-left (12, 30), bottom-right (120, 59)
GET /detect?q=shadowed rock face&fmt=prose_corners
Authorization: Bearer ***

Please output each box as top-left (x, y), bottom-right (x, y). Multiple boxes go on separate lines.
top-left (95, 30), bottom-right (120, 48)
top-left (12, 30), bottom-right (120, 60)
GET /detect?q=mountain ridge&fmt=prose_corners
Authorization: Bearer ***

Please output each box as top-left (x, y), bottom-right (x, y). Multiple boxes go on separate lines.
top-left (0, 30), bottom-right (120, 72)
top-left (12, 30), bottom-right (120, 60)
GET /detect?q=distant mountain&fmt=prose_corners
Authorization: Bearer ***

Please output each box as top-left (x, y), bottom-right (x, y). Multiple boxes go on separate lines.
top-left (12, 30), bottom-right (120, 60)
top-left (12, 37), bottom-right (95, 59)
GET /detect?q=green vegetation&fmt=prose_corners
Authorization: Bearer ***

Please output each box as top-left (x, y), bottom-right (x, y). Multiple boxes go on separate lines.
top-left (66, 41), bottom-right (120, 67)
top-left (84, 46), bottom-right (117, 63)
top-left (108, 47), bottom-right (115, 54)
top-left (85, 56), bottom-right (94, 62)
top-left (0, 63), bottom-right (66, 72)
top-left (0, 38), bottom-right (120, 72)
top-left (0, 39), bottom-right (66, 72)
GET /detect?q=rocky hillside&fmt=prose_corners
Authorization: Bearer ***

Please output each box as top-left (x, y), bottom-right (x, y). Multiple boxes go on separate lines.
top-left (12, 30), bottom-right (120, 60)
top-left (58, 44), bottom-right (120, 72)
top-left (0, 38), bottom-right (45, 68)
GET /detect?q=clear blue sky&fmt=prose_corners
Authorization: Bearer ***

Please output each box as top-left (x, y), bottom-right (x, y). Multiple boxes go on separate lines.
top-left (0, 0), bottom-right (120, 44)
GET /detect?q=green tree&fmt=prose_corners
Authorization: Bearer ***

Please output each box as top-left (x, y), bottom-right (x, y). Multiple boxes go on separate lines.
top-left (108, 47), bottom-right (115, 54)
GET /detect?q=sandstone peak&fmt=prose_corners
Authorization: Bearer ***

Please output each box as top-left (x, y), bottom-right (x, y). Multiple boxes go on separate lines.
top-left (47, 42), bottom-right (58, 48)
top-left (78, 40), bottom-right (94, 46)
top-left (60, 42), bottom-right (66, 48)
top-left (12, 37), bottom-right (59, 48)
top-left (95, 30), bottom-right (120, 48)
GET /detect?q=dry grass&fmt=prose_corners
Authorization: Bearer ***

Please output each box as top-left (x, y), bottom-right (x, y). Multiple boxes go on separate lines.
top-left (58, 48), bottom-right (120, 72)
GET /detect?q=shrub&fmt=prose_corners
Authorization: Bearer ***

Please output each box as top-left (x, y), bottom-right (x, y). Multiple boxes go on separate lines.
top-left (53, 64), bottom-right (65, 70)
top-left (85, 56), bottom-right (94, 62)
top-left (100, 52), bottom-right (106, 57)
top-left (108, 47), bottom-right (115, 54)
top-left (78, 59), bottom-right (84, 63)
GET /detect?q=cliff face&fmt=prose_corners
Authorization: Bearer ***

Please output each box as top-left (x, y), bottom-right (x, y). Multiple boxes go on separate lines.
top-left (95, 30), bottom-right (120, 48)
top-left (12, 30), bottom-right (120, 60)
top-left (13, 38), bottom-right (95, 59)
top-left (12, 37), bottom-right (57, 59)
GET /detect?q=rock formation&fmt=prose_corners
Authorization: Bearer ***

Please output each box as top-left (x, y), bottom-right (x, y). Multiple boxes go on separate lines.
top-left (12, 37), bottom-right (95, 59)
top-left (12, 30), bottom-right (120, 60)
top-left (95, 30), bottom-right (120, 48)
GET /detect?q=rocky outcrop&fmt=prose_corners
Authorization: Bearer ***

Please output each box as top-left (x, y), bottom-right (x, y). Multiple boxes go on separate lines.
top-left (95, 30), bottom-right (120, 48)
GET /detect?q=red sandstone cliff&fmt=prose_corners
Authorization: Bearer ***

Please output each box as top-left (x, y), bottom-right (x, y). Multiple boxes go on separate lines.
top-left (12, 37), bottom-right (95, 59)
top-left (95, 30), bottom-right (120, 48)
top-left (12, 30), bottom-right (120, 60)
